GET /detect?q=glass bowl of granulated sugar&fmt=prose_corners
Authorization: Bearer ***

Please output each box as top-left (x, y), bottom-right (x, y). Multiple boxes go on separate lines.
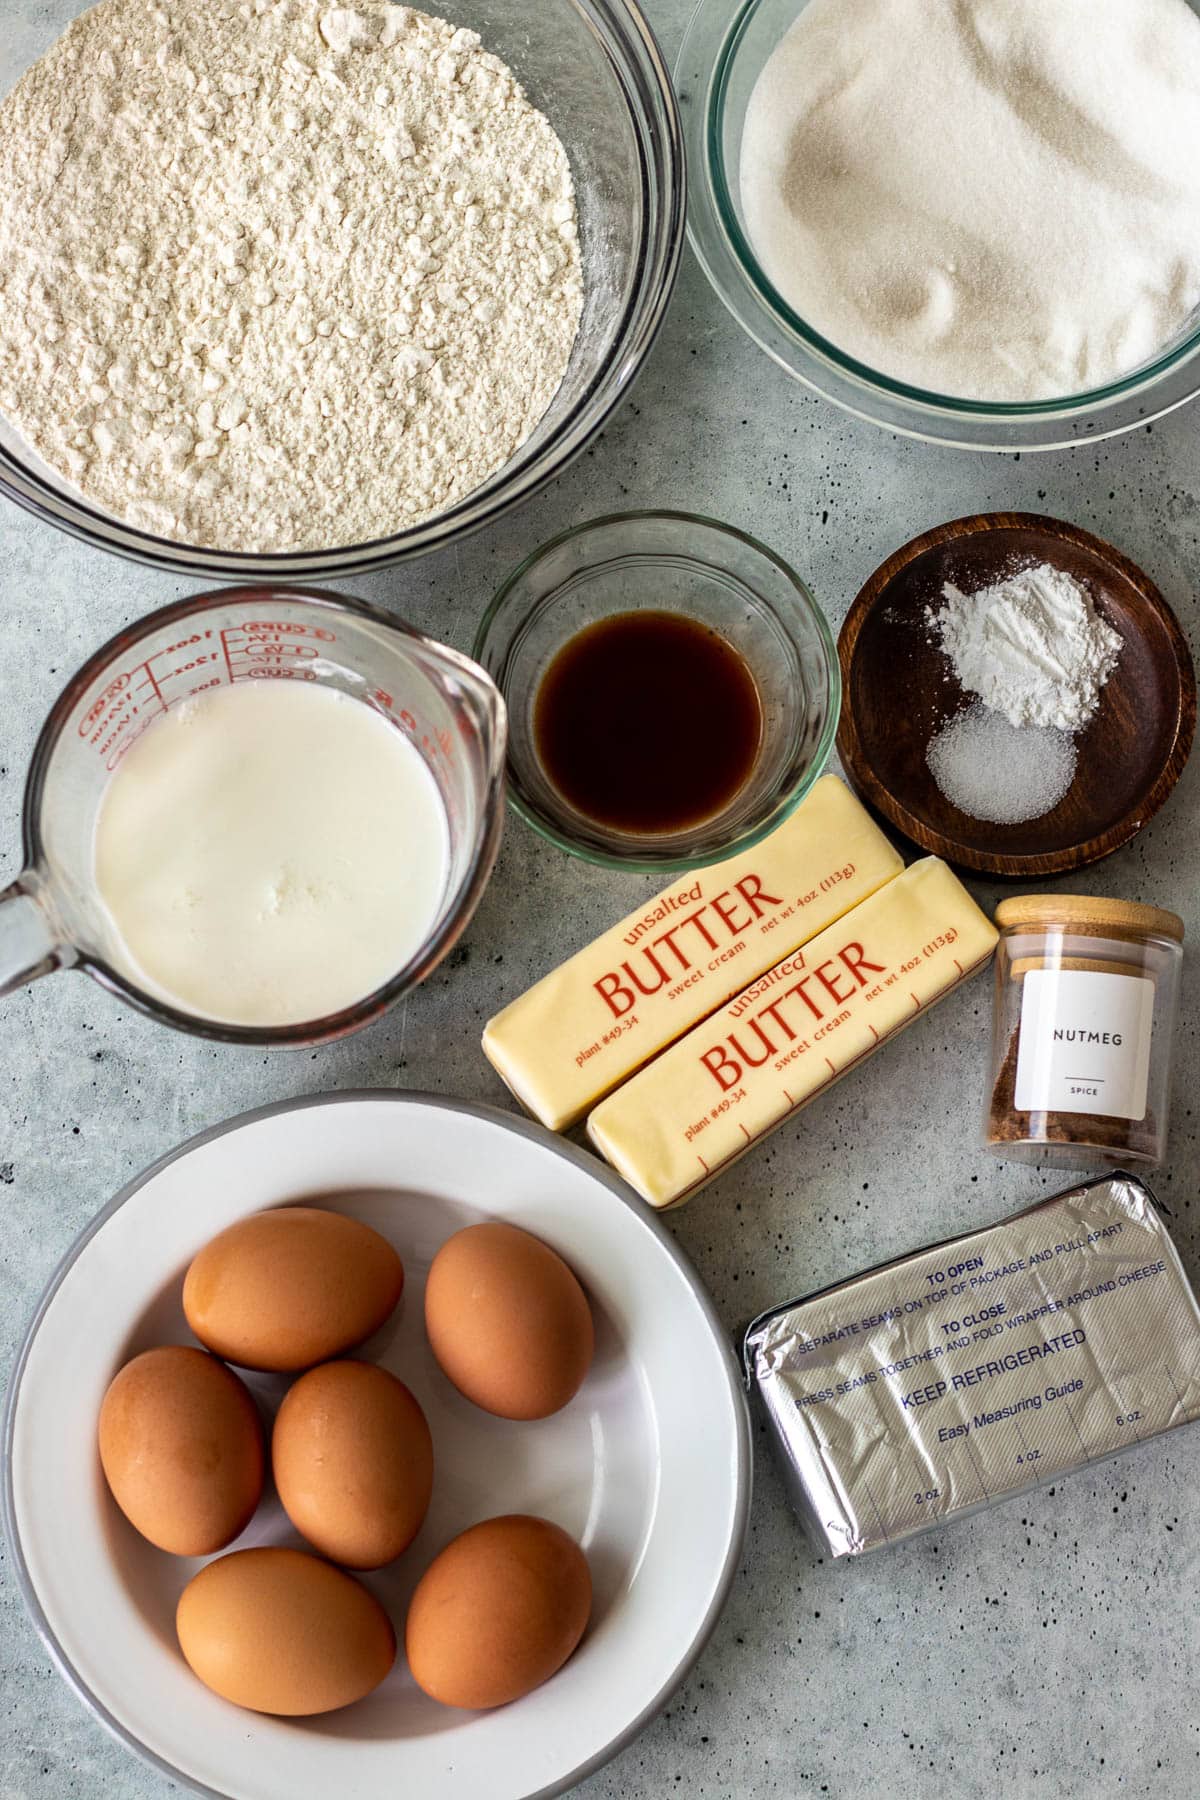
top-left (679, 0), bottom-right (1200, 450)
top-left (0, 0), bottom-right (682, 574)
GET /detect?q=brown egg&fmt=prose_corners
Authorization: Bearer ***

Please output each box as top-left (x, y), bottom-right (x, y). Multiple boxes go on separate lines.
top-left (423, 1223), bottom-right (594, 1419)
top-left (97, 1346), bottom-right (263, 1556)
top-left (272, 1361), bottom-right (433, 1569)
top-left (183, 1206), bottom-right (403, 1372)
top-left (176, 1546), bottom-right (396, 1715)
top-left (406, 1515), bottom-right (591, 1709)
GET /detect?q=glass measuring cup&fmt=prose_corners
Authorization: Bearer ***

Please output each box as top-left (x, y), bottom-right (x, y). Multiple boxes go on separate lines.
top-left (0, 587), bottom-right (506, 1044)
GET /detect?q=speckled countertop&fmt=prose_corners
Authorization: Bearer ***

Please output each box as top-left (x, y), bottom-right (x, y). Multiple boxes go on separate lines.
top-left (3, 0), bottom-right (1200, 1795)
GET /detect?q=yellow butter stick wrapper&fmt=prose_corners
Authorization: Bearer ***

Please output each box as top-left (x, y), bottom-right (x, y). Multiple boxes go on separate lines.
top-left (483, 776), bottom-right (904, 1130)
top-left (587, 858), bottom-right (998, 1207)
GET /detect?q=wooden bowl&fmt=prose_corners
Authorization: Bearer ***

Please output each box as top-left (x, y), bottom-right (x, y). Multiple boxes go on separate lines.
top-left (836, 513), bottom-right (1195, 878)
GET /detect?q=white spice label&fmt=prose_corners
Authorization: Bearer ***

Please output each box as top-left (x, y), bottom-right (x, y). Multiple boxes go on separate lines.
top-left (1014, 970), bottom-right (1155, 1121)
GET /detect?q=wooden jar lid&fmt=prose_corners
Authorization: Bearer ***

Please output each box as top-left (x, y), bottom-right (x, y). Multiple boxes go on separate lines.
top-left (995, 894), bottom-right (1184, 943)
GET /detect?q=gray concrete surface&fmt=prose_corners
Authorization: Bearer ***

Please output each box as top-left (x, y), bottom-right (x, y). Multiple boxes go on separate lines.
top-left (4, 1), bottom-right (1200, 1795)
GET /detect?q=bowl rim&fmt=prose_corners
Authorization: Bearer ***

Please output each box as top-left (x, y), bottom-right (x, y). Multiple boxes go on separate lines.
top-left (2, 1089), bottom-right (753, 1800)
top-left (473, 506), bottom-right (842, 871)
top-left (0, 0), bottom-right (686, 577)
top-left (677, 0), bottom-right (1200, 449)
top-left (835, 511), bottom-right (1198, 877)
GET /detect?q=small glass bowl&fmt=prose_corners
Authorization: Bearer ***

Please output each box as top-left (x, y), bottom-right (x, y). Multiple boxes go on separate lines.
top-left (473, 510), bottom-right (839, 870)
top-left (677, 0), bottom-right (1200, 452)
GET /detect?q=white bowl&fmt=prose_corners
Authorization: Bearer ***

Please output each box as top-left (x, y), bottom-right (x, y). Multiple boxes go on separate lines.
top-left (4, 1092), bottom-right (750, 1800)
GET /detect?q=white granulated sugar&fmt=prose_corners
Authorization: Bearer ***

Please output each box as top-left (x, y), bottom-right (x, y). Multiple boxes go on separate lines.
top-left (740, 0), bottom-right (1200, 402)
top-left (927, 562), bottom-right (1122, 733)
top-left (927, 706), bottom-right (1077, 825)
top-left (0, 0), bottom-right (582, 551)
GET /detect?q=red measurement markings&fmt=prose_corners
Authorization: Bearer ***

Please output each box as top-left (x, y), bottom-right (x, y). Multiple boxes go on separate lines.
top-left (369, 697), bottom-right (458, 772)
top-left (221, 620), bottom-right (335, 682)
top-left (84, 629), bottom-right (228, 766)
top-left (368, 689), bottom-right (418, 732)
top-left (82, 659), bottom-right (167, 767)
top-left (364, 693), bottom-right (462, 829)
top-left (78, 671), bottom-right (130, 739)
top-left (243, 621), bottom-right (336, 638)
top-left (110, 629), bottom-right (228, 748)
top-left (82, 623), bottom-right (361, 765)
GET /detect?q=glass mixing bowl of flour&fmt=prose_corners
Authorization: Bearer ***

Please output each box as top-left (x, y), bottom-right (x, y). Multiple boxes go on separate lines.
top-left (0, 0), bottom-right (682, 574)
top-left (678, 0), bottom-right (1200, 451)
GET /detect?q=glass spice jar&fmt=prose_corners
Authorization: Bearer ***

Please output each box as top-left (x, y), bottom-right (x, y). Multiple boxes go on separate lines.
top-left (984, 895), bottom-right (1183, 1170)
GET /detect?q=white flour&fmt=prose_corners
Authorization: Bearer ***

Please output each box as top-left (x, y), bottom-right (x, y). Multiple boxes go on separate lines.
top-left (927, 562), bottom-right (1122, 733)
top-left (0, 0), bottom-right (583, 551)
top-left (740, 0), bottom-right (1200, 402)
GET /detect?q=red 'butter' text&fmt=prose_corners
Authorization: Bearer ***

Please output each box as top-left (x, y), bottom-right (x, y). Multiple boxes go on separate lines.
top-left (593, 875), bottom-right (782, 1019)
top-left (699, 941), bottom-right (886, 1091)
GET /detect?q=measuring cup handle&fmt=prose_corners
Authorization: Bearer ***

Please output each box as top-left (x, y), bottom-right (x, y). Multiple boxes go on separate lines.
top-left (0, 875), bottom-right (70, 997)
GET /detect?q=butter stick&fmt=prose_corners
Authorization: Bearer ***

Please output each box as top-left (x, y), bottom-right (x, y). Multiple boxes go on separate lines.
top-left (587, 858), bottom-right (998, 1207)
top-left (483, 776), bottom-right (904, 1131)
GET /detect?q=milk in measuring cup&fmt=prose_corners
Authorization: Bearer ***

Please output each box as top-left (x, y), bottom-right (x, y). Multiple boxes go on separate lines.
top-left (93, 681), bottom-right (449, 1026)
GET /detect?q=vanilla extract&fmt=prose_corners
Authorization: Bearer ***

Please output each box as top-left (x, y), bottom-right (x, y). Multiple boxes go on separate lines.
top-left (533, 609), bottom-right (763, 834)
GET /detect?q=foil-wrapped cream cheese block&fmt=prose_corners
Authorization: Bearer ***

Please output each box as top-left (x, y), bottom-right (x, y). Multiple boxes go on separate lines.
top-left (483, 775), bottom-right (903, 1131)
top-left (587, 857), bottom-right (997, 1207)
top-left (745, 1173), bottom-right (1200, 1557)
